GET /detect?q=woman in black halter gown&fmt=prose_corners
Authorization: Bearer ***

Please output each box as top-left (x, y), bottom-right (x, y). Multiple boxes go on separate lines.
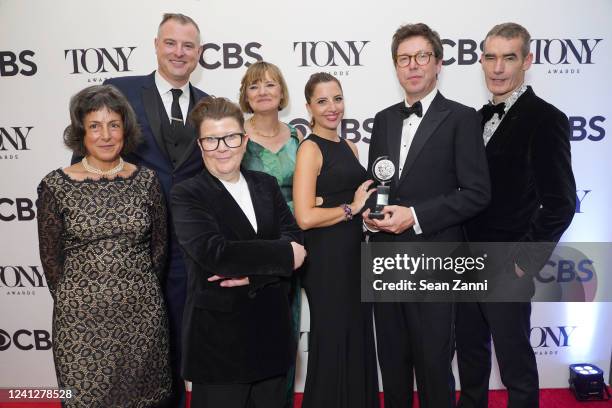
top-left (293, 73), bottom-right (379, 408)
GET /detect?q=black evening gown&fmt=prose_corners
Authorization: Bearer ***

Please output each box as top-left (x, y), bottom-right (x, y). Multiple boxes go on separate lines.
top-left (300, 134), bottom-right (379, 408)
top-left (36, 167), bottom-right (171, 408)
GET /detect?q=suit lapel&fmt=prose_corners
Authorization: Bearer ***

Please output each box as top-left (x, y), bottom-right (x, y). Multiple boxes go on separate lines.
top-left (386, 103), bottom-right (405, 185)
top-left (204, 170), bottom-right (258, 240)
top-left (175, 84), bottom-right (205, 170)
top-left (141, 73), bottom-right (169, 160)
top-left (399, 91), bottom-right (450, 184)
top-left (485, 87), bottom-right (534, 153)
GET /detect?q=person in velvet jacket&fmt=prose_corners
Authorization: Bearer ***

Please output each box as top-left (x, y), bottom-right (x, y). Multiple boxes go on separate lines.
top-left (171, 96), bottom-right (306, 408)
top-left (456, 23), bottom-right (576, 408)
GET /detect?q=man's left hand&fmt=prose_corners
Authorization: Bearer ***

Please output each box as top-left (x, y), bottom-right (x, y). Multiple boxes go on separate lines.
top-left (514, 264), bottom-right (526, 278)
top-left (208, 275), bottom-right (250, 287)
top-left (368, 205), bottom-right (415, 234)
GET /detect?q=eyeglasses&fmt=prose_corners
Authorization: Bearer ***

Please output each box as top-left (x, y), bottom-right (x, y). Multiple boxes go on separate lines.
top-left (396, 52), bottom-right (434, 67)
top-left (197, 132), bottom-right (245, 151)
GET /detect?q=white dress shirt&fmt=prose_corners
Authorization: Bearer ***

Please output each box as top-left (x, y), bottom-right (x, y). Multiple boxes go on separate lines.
top-left (366, 88), bottom-right (438, 235)
top-left (219, 173), bottom-right (258, 233)
top-left (155, 71), bottom-right (190, 125)
top-left (398, 88), bottom-right (437, 175)
top-left (398, 88), bottom-right (438, 234)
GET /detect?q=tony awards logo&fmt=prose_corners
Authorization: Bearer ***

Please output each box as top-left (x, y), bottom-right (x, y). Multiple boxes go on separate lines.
top-left (369, 156), bottom-right (395, 219)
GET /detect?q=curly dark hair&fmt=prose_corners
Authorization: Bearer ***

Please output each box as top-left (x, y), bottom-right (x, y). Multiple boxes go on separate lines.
top-left (63, 84), bottom-right (141, 156)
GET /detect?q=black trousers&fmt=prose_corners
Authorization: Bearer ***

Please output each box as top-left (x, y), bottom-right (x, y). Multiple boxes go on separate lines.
top-left (191, 375), bottom-right (287, 408)
top-left (374, 302), bottom-right (456, 408)
top-left (455, 302), bottom-right (538, 408)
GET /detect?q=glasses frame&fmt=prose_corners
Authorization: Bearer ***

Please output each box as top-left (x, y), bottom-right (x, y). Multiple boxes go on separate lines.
top-left (197, 132), bottom-right (245, 151)
top-left (396, 51), bottom-right (434, 68)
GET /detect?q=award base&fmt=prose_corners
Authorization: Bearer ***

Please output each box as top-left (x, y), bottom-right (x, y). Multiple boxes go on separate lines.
top-left (368, 185), bottom-right (390, 220)
top-left (368, 208), bottom-right (385, 220)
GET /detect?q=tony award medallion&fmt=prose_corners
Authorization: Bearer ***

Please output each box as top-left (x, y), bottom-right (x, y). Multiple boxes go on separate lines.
top-left (369, 156), bottom-right (395, 219)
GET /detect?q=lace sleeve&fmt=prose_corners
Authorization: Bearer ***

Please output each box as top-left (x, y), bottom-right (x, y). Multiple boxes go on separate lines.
top-left (149, 174), bottom-right (168, 278)
top-left (36, 179), bottom-right (64, 297)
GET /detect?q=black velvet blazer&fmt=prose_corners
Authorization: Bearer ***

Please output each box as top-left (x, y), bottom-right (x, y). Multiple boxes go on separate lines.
top-left (171, 168), bottom-right (303, 384)
top-left (466, 86), bottom-right (576, 274)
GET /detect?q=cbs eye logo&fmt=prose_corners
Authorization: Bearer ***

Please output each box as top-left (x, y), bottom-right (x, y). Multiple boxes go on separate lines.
top-left (0, 198), bottom-right (36, 222)
top-left (0, 329), bottom-right (52, 351)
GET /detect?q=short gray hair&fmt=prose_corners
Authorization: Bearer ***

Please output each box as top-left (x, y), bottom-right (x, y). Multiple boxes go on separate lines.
top-left (485, 22), bottom-right (531, 57)
top-left (158, 13), bottom-right (201, 44)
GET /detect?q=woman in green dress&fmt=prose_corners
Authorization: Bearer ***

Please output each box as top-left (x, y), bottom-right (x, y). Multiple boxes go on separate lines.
top-left (239, 61), bottom-right (303, 407)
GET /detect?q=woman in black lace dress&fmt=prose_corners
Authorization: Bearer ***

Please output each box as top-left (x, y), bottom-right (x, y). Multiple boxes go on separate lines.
top-left (36, 85), bottom-right (171, 407)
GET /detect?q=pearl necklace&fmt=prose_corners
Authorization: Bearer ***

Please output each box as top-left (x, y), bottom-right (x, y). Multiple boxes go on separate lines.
top-left (250, 116), bottom-right (280, 138)
top-left (82, 157), bottom-right (125, 177)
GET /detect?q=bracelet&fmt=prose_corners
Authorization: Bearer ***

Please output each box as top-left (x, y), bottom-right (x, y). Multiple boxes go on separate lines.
top-left (341, 203), bottom-right (353, 221)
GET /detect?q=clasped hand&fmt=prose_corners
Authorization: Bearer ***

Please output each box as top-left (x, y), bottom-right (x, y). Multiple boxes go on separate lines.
top-left (362, 205), bottom-right (415, 234)
top-left (208, 241), bottom-right (306, 288)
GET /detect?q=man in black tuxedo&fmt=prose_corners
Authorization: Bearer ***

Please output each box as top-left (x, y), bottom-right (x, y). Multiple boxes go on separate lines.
top-left (363, 23), bottom-right (490, 408)
top-left (455, 23), bottom-right (576, 408)
top-left (76, 13), bottom-right (208, 406)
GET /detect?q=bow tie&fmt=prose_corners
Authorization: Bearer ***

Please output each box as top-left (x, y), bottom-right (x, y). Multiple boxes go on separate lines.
top-left (481, 102), bottom-right (506, 126)
top-left (400, 101), bottom-right (423, 119)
